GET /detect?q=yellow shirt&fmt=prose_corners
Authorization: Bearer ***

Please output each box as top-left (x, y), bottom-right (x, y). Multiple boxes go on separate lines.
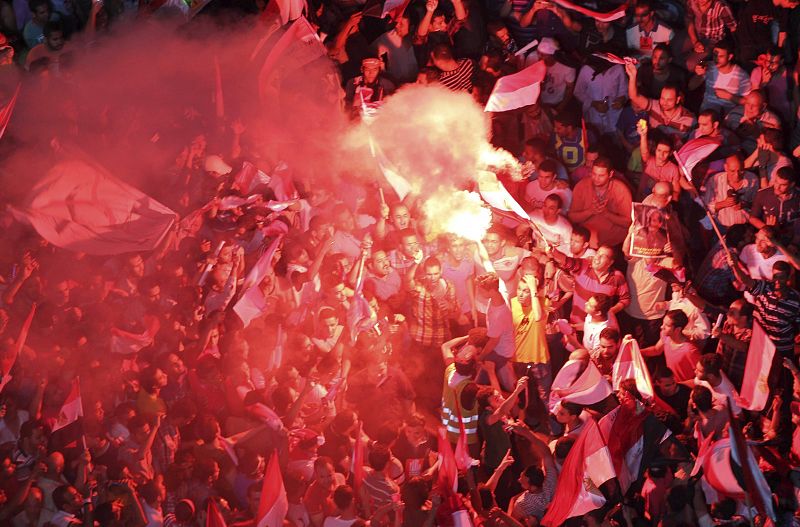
top-left (510, 296), bottom-right (549, 364)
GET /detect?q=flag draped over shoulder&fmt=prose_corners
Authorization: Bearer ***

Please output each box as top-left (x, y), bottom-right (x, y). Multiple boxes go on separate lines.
top-left (738, 321), bottom-right (775, 412)
top-left (484, 61), bottom-right (546, 113)
top-left (257, 450), bottom-right (289, 527)
top-left (10, 159), bottom-right (177, 256)
top-left (597, 405), bottom-right (648, 493)
top-left (541, 418), bottom-right (616, 526)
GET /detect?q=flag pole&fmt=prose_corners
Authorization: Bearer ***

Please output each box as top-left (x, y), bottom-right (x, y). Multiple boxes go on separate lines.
top-left (676, 161), bottom-right (733, 260)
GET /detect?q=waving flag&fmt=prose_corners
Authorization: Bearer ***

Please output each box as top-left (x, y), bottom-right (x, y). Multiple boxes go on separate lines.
top-left (366, 134), bottom-right (412, 201)
top-left (598, 404), bottom-right (647, 493)
top-left (110, 316), bottom-right (160, 355)
top-left (737, 321), bottom-right (775, 412)
top-left (233, 234), bottom-right (287, 327)
top-left (541, 418), bottom-right (616, 526)
top-left (484, 61), bottom-right (546, 113)
top-left (612, 337), bottom-right (654, 401)
top-left (233, 161), bottom-right (272, 194)
top-left (381, 0), bottom-right (411, 20)
top-left (674, 136), bottom-right (721, 184)
top-left (0, 303), bottom-right (36, 393)
top-left (257, 450), bottom-right (289, 527)
top-left (0, 83), bottom-right (20, 141)
top-left (207, 499), bottom-right (227, 527)
top-left (592, 52), bottom-right (638, 66)
top-left (728, 405), bottom-right (775, 521)
top-left (551, 0), bottom-right (628, 22)
top-left (10, 158), bottom-right (177, 256)
top-left (52, 377), bottom-right (84, 432)
top-left (548, 358), bottom-right (613, 412)
top-left (258, 16), bottom-right (326, 100)
top-left (275, 0), bottom-right (306, 25)
top-left (477, 171), bottom-right (529, 221)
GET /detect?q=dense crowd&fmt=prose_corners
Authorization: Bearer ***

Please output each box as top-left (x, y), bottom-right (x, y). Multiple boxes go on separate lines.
top-left (1, 0), bottom-right (800, 525)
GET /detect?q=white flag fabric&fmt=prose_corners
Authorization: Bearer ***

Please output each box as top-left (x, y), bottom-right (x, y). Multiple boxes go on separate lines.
top-left (485, 61), bottom-right (546, 113)
top-left (549, 358), bottom-right (613, 412)
top-left (52, 378), bottom-right (83, 432)
top-left (11, 159), bottom-right (177, 256)
top-left (612, 336), bottom-right (654, 400)
top-left (738, 321), bottom-right (775, 411)
top-left (477, 170), bottom-right (530, 221)
top-left (257, 450), bottom-right (289, 527)
top-left (674, 137), bottom-right (721, 184)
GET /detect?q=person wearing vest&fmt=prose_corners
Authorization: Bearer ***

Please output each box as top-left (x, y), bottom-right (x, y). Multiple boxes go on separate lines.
top-left (440, 328), bottom-right (489, 459)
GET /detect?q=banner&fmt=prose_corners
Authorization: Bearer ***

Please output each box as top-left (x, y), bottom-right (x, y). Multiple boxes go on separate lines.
top-left (484, 61), bottom-right (546, 113)
top-left (629, 202), bottom-right (669, 258)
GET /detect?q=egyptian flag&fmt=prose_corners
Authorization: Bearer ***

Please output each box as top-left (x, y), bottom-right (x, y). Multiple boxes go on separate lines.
top-left (548, 358), bottom-right (613, 412)
top-left (550, 0), bottom-right (628, 21)
top-left (674, 136), bottom-right (721, 186)
top-left (52, 377), bottom-right (84, 448)
top-left (592, 52), bottom-right (638, 65)
top-left (257, 17), bottom-right (326, 100)
top-left (233, 234), bottom-right (286, 327)
top-left (232, 161), bottom-right (272, 194)
top-left (598, 404), bottom-right (648, 493)
top-left (110, 315), bottom-right (160, 356)
top-left (727, 406), bottom-right (776, 521)
top-left (381, 0), bottom-right (412, 20)
top-left (612, 337), bottom-right (654, 401)
top-left (541, 418), bottom-right (616, 526)
top-left (257, 450), bottom-right (289, 527)
top-left (484, 61), bottom-right (547, 113)
top-left (738, 321), bottom-right (775, 412)
top-left (0, 83), bottom-right (20, 141)
top-left (700, 436), bottom-right (775, 521)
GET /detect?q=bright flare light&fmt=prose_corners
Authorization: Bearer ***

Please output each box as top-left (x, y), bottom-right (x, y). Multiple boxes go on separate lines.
top-left (478, 146), bottom-right (523, 182)
top-left (423, 189), bottom-right (492, 243)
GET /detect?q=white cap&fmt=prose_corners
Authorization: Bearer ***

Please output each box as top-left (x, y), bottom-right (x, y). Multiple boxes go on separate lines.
top-left (538, 37), bottom-right (559, 55)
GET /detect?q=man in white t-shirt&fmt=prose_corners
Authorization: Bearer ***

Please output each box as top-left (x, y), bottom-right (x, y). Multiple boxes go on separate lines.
top-left (529, 194), bottom-right (573, 254)
top-left (738, 226), bottom-right (787, 280)
top-left (537, 38), bottom-right (576, 110)
top-left (524, 159), bottom-right (573, 211)
top-left (565, 293), bottom-right (618, 354)
top-left (626, 0), bottom-right (674, 58)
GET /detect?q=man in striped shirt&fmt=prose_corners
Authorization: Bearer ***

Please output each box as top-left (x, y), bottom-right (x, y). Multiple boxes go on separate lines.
top-left (430, 43), bottom-right (474, 92)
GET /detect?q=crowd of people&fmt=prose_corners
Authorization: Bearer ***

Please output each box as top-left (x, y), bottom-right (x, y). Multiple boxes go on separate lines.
top-left (2, 0), bottom-right (800, 525)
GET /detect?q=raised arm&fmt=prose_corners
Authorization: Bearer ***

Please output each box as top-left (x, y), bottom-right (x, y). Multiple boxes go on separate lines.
top-left (625, 62), bottom-right (649, 110)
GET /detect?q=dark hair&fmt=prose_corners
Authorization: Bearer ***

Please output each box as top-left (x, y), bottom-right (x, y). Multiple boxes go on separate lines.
top-left (653, 366), bottom-right (675, 380)
top-left (713, 38), bottom-right (735, 56)
top-left (43, 19), bottom-right (63, 38)
top-left (593, 156), bottom-right (613, 170)
top-left (539, 159), bottom-right (559, 174)
top-left (523, 465), bottom-right (545, 487)
top-left (691, 385), bottom-right (713, 412)
top-left (598, 327), bottom-right (620, 342)
top-left (544, 193), bottom-right (564, 209)
top-left (666, 309), bottom-right (689, 329)
top-left (431, 43), bottom-right (454, 61)
top-left (368, 444), bottom-right (391, 471)
top-left (653, 42), bottom-right (672, 57)
top-left (52, 485), bottom-right (74, 511)
top-left (423, 256), bottom-right (441, 271)
top-left (698, 108), bottom-right (720, 124)
top-left (699, 353), bottom-right (722, 377)
top-left (775, 166), bottom-right (794, 183)
top-left (591, 293), bottom-right (613, 315)
top-left (560, 401), bottom-right (582, 416)
top-left (554, 436), bottom-right (575, 459)
top-left (333, 485), bottom-right (354, 510)
top-left (572, 225), bottom-right (590, 242)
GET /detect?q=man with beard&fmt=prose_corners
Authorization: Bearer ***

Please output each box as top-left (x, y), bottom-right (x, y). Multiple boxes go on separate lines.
top-left (626, 61), bottom-right (695, 143)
